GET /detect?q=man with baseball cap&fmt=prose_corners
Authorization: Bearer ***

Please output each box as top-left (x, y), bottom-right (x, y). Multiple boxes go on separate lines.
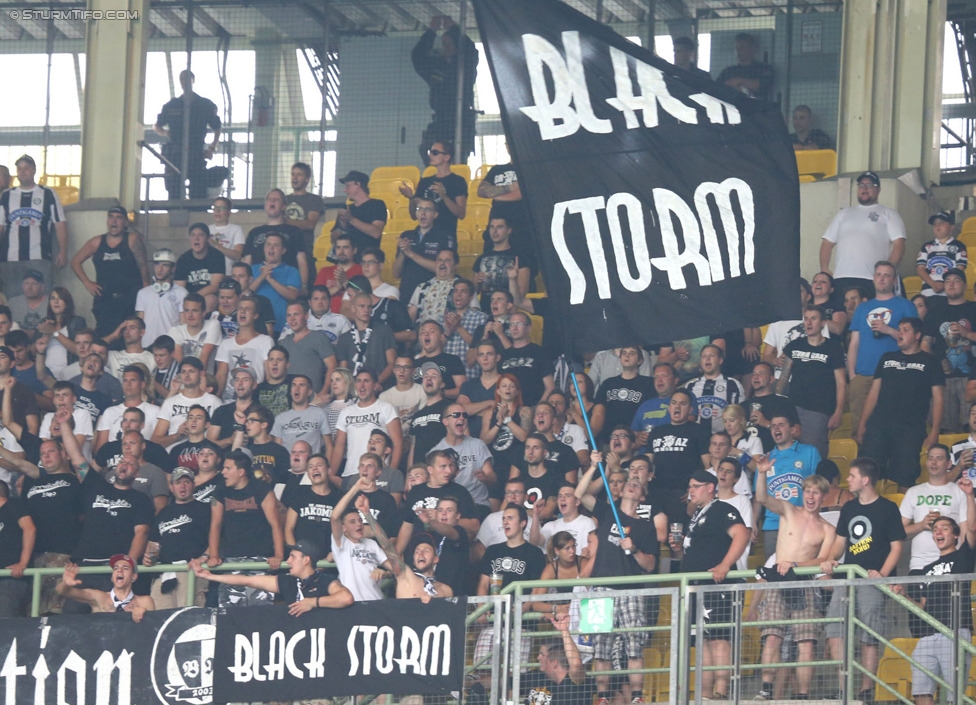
top-left (922, 267), bottom-right (976, 431)
top-left (192, 537), bottom-right (353, 614)
top-left (0, 154), bottom-right (68, 299)
top-left (916, 210), bottom-right (966, 297)
top-left (71, 205), bottom-right (150, 337)
top-left (135, 248), bottom-right (188, 348)
top-left (820, 170), bottom-right (907, 299)
top-left (144, 466), bottom-right (211, 608)
top-left (56, 553), bottom-right (155, 620)
top-left (331, 170), bottom-right (387, 256)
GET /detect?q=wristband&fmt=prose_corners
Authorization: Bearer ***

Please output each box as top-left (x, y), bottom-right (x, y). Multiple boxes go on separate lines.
top-left (740, 453), bottom-right (751, 466)
top-left (234, 423), bottom-right (245, 432)
top-left (316, 596), bottom-right (320, 608)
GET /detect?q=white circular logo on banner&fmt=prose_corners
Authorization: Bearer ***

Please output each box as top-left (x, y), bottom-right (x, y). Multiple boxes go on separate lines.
top-left (151, 607), bottom-right (216, 705)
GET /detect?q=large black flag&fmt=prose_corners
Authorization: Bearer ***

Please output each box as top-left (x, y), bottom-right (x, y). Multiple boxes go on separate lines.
top-left (472, 0), bottom-right (800, 352)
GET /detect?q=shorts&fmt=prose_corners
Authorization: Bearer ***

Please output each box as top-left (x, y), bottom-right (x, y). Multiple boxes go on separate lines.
top-left (689, 586), bottom-right (737, 642)
top-left (912, 630), bottom-right (972, 700)
top-left (34, 552), bottom-right (72, 615)
top-left (824, 583), bottom-right (885, 644)
top-left (591, 591), bottom-right (647, 661)
top-left (860, 420), bottom-right (925, 487)
top-left (758, 586), bottom-right (823, 643)
top-left (473, 626), bottom-right (530, 669)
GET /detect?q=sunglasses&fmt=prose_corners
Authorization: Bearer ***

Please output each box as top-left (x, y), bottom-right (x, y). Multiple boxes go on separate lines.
top-left (428, 149), bottom-right (448, 156)
top-left (445, 411), bottom-right (468, 419)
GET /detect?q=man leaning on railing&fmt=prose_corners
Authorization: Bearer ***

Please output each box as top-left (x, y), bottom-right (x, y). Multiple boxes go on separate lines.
top-left (891, 476), bottom-right (976, 705)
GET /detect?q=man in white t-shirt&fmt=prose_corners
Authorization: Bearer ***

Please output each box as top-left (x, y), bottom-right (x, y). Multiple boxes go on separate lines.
top-left (167, 293), bottom-right (222, 369)
top-left (379, 355), bottom-right (426, 435)
top-left (819, 170), bottom-right (907, 298)
top-left (135, 248), bottom-right (188, 348)
top-left (151, 357), bottom-right (223, 450)
top-left (901, 443), bottom-right (969, 572)
top-left (106, 317), bottom-right (157, 381)
top-left (472, 477), bottom-right (534, 562)
top-left (40, 381), bottom-right (94, 460)
top-left (279, 285), bottom-right (351, 344)
top-left (529, 483), bottom-right (596, 554)
top-left (213, 296), bottom-right (275, 401)
top-left (329, 368), bottom-right (402, 482)
top-left (208, 196), bottom-right (245, 273)
top-left (431, 402), bottom-right (494, 510)
top-left (330, 477), bottom-right (391, 601)
top-left (94, 365), bottom-right (160, 451)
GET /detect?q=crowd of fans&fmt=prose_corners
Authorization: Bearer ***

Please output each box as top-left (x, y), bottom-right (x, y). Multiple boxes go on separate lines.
top-left (0, 95), bottom-right (964, 705)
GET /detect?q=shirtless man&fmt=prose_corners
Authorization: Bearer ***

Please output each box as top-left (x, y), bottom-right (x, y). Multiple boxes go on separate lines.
top-left (753, 458), bottom-right (836, 700)
top-left (55, 554), bottom-right (154, 621)
top-left (355, 493), bottom-right (453, 600)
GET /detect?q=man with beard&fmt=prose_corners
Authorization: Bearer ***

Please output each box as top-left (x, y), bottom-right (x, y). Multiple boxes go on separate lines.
top-left (60, 422), bottom-right (154, 613)
top-left (314, 234), bottom-right (361, 312)
top-left (820, 171), bottom-right (906, 299)
top-left (103, 429), bottom-right (170, 513)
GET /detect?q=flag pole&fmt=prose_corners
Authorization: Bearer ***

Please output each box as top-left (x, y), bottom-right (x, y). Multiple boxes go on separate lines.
top-left (569, 371), bottom-right (631, 555)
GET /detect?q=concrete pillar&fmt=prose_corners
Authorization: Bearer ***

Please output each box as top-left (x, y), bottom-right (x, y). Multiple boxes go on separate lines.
top-left (79, 0), bottom-right (150, 208)
top-left (836, 0), bottom-right (945, 185)
top-left (251, 31), bottom-right (282, 197)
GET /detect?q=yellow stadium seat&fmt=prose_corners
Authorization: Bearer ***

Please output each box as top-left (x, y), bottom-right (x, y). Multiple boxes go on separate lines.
top-left (367, 181), bottom-right (408, 213)
top-left (393, 205), bottom-right (412, 222)
top-left (369, 165), bottom-right (420, 186)
top-left (799, 174), bottom-right (816, 183)
top-left (829, 412), bottom-right (853, 440)
top-left (422, 164), bottom-right (471, 182)
top-left (828, 438), bottom-right (858, 462)
top-left (961, 230), bottom-right (976, 250)
top-left (829, 456), bottom-right (851, 488)
top-left (940, 433), bottom-right (969, 447)
top-left (883, 492), bottom-right (905, 508)
top-left (529, 313), bottom-right (544, 345)
top-left (467, 180), bottom-right (491, 207)
top-left (462, 203), bottom-right (491, 235)
top-left (874, 638), bottom-right (917, 701)
top-left (474, 164), bottom-right (493, 181)
top-left (961, 216), bottom-right (976, 237)
top-left (795, 149), bottom-right (837, 181)
top-left (902, 275), bottom-right (923, 299)
top-left (313, 221), bottom-right (335, 264)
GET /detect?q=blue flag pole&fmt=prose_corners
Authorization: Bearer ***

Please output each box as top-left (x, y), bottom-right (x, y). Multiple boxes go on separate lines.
top-left (569, 370), bottom-right (631, 555)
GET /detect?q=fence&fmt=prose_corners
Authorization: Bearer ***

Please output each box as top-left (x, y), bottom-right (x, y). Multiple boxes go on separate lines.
top-left (5, 561), bottom-right (976, 703)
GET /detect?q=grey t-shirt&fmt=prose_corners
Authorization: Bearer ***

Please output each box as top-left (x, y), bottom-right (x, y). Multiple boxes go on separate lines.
top-left (103, 462), bottom-right (170, 501)
top-left (272, 405), bottom-right (331, 454)
top-left (431, 435), bottom-right (493, 507)
top-left (335, 324), bottom-right (397, 377)
top-left (280, 330), bottom-right (336, 393)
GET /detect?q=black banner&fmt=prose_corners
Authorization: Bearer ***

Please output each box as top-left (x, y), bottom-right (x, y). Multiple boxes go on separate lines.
top-left (472, 0), bottom-right (800, 352)
top-left (0, 607), bottom-right (215, 705)
top-left (213, 598), bottom-right (467, 703)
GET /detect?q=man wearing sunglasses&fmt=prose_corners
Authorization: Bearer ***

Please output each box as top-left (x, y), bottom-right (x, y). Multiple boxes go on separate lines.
top-left (432, 402), bottom-right (494, 516)
top-left (399, 142), bottom-right (468, 234)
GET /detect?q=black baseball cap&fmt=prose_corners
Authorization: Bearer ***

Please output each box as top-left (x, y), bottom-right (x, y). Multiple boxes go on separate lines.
top-left (287, 539), bottom-right (324, 565)
top-left (856, 171), bottom-right (881, 186)
top-left (339, 170), bottom-right (369, 186)
top-left (929, 210), bottom-right (955, 225)
top-left (690, 469), bottom-right (718, 486)
top-left (107, 206), bottom-right (128, 218)
top-left (180, 356), bottom-right (204, 371)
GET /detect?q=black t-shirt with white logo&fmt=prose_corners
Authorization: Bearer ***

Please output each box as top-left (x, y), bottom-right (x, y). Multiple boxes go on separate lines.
top-left (151, 499), bottom-right (211, 563)
top-left (354, 488), bottom-right (400, 539)
top-left (21, 471), bottom-right (84, 555)
top-left (410, 398), bottom-right (450, 461)
top-left (214, 480), bottom-right (274, 558)
top-left (595, 374), bottom-right (656, 445)
top-left (479, 539), bottom-right (546, 590)
top-left (412, 352), bottom-right (465, 390)
top-left (648, 422), bottom-right (710, 491)
top-left (511, 460), bottom-right (562, 510)
top-left (401, 481), bottom-right (476, 530)
top-left (282, 484), bottom-right (337, 549)
top-left (73, 471), bottom-right (155, 562)
top-left (836, 496), bottom-right (906, 572)
top-left (782, 336), bottom-right (846, 415)
top-left (499, 343), bottom-right (554, 406)
top-left (681, 499), bottom-right (744, 574)
top-left (908, 544), bottom-right (975, 635)
top-left (520, 670), bottom-right (597, 705)
top-left (276, 569), bottom-right (342, 604)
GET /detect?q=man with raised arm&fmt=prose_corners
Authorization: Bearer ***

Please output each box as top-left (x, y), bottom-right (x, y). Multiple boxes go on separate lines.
top-left (356, 492), bottom-right (453, 600)
top-left (193, 539), bottom-right (353, 615)
top-left (753, 458), bottom-right (837, 700)
top-left (56, 554), bottom-right (154, 621)
top-left (330, 477), bottom-right (392, 601)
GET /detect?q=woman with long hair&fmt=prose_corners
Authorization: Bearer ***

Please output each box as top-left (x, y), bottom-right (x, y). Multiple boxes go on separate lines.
top-left (481, 373), bottom-right (533, 509)
top-left (36, 287), bottom-right (86, 378)
top-left (530, 531), bottom-right (584, 616)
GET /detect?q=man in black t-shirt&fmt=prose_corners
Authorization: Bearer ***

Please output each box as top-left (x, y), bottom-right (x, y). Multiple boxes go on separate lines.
top-left (242, 189), bottom-right (309, 293)
top-left (413, 321), bottom-right (466, 397)
top-left (2, 438), bottom-right (82, 614)
top-left (777, 304), bottom-right (847, 458)
top-left (896, 494), bottom-right (975, 705)
top-left (921, 268), bottom-right (976, 432)
top-left (514, 434), bottom-right (562, 521)
top-left (144, 467), bottom-right (210, 608)
top-left (576, 452), bottom-right (659, 704)
top-left (408, 362), bottom-right (450, 465)
top-left (283, 453), bottom-right (336, 553)
top-left (499, 311), bottom-right (554, 405)
top-left (472, 216), bottom-right (533, 310)
top-left (821, 457), bottom-right (906, 701)
top-left (520, 613), bottom-right (597, 705)
top-left (233, 404), bottom-right (290, 486)
top-left (476, 503), bottom-right (545, 593)
top-left (0, 480), bottom-right (33, 618)
top-left (394, 197), bottom-right (457, 306)
top-left (594, 346), bottom-right (655, 446)
top-left (669, 469), bottom-right (749, 701)
top-left (858, 317), bottom-right (945, 489)
top-left (397, 448), bottom-right (480, 552)
top-left (647, 389), bottom-right (711, 526)
top-left (747, 362), bottom-right (796, 429)
top-left (193, 538), bottom-right (354, 612)
top-left (332, 171), bottom-right (388, 257)
top-left (477, 163), bottom-right (532, 250)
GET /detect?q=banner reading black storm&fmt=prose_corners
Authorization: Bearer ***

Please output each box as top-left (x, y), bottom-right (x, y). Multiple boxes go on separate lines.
top-left (0, 599), bottom-right (466, 704)
top-left (213, 598), bottom-right (467, 703)
top-left (472, 0), bottom-right (801, 352)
